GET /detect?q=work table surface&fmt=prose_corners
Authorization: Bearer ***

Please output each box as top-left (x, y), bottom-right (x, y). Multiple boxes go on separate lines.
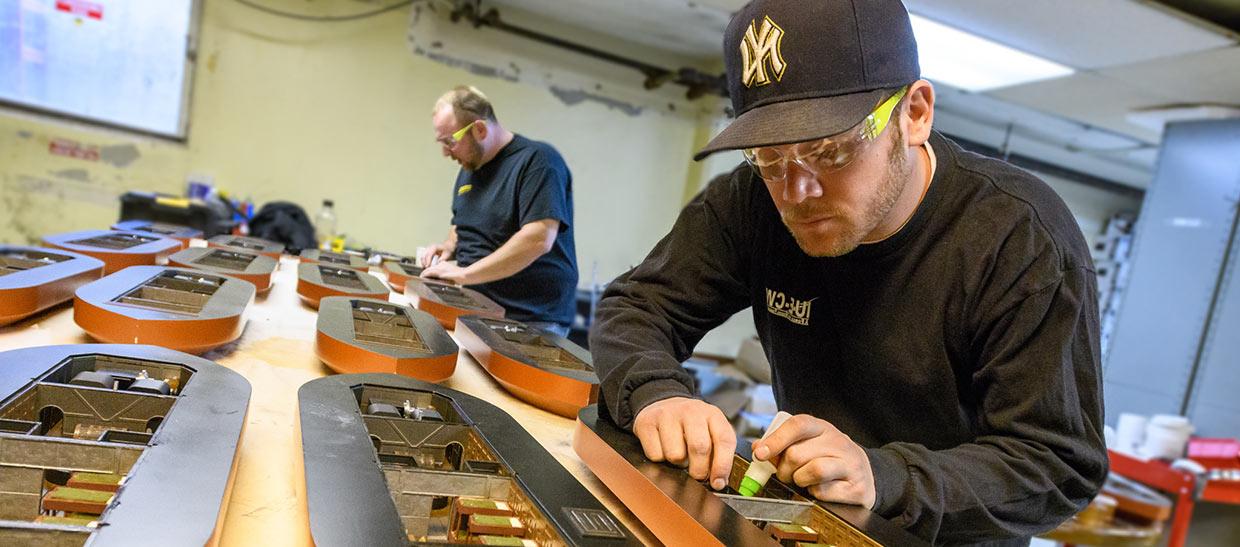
top-left (0, 250), bottom-right (658, 546)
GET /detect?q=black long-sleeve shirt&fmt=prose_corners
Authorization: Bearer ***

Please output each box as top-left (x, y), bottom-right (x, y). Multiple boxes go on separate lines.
top-left (589, 132), bottom-right (1107, 545)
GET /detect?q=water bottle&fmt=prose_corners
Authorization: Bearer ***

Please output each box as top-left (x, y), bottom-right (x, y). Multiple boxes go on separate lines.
top-left (315, 199), bottom-right (337, 250)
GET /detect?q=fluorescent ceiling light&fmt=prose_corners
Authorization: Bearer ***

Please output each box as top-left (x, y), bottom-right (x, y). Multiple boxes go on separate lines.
top-left (910, 14), bottom-right (1075, 92)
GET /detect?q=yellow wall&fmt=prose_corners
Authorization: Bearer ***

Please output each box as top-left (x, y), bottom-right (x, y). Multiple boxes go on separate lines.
top-left (0, 0), bottom-right (721, 285)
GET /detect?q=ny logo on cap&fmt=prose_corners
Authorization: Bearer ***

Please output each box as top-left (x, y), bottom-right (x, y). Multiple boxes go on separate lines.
top-left (740, 15), bottom-right (787, 88)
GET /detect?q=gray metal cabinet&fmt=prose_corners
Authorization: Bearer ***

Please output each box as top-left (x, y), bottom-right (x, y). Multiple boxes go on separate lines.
top-left (1104, 119), bottom-right (1240, 436)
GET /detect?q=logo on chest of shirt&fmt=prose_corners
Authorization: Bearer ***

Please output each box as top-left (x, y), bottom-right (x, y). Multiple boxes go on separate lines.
top-left (457, 184), bottom-right (472, 195)
top-left (765, 288), bottom-right (814, 326)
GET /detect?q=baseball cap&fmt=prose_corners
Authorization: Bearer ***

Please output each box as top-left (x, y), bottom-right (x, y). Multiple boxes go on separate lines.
top-left (695, 0), bottom-right (921, 161)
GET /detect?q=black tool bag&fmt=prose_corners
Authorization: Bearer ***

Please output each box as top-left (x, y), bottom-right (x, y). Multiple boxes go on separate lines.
top-left (249, 201), bottom-right (317, 253)
top-left (118, 191), bottom-right (237, 237)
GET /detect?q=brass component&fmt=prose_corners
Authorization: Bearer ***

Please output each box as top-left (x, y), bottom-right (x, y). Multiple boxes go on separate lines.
top-left (482, 318), bottom-right (590, 371)
top-left (353, 385), bottom-right (567, 546)
top-left (112, 270), bottom-right (225, 315)
top-left (0, 352), bottom-right (185, 530)
top-left (352, 301), bottom-right (428, 351)
top-left (194, 249), bottom-right (257, 270)
top-left (67, 233), bottom-right (158, 250)
top-left (0, 249), bottom-right (70, 277)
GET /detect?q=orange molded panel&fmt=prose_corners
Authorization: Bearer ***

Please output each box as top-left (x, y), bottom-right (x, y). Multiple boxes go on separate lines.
top-left (167, 247), bottom-right (277, 293)
top-left (206, 235), bottom-right (285, 259)
top-left (315, 297), bottom-right (458, 382)
top-left (1, 246), bottom-right (105, 326)
top-left (111, 220), bottom-right (203, 246)
top-left (298, 249), bottom-right (369, 272)
top-left (405, 277), bottom-right (504, 329)
top-left (73, 266), bottom-right (255, 354)
top-left (455, 316), bottom-right (597, 418)
top-left (295, 263), bottom-right (389, 309)
top-left (44, 230), bottom-right (182, 274)
top-left (382, 259), bottom-right (423, 293)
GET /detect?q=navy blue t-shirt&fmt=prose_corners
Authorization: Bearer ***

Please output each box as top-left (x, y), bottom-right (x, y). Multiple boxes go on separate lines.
top-left (451, 134), bottom-right (578, 326)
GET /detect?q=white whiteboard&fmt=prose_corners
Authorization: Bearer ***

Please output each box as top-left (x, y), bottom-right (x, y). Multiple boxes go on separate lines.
top-left (0, 0), bottom-right (196, 138)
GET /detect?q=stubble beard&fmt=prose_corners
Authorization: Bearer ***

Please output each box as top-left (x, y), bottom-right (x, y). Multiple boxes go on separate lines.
top-left (459, 139), bottom-right (485, 171)
top-left (788, 125), bottom-right (912, 257)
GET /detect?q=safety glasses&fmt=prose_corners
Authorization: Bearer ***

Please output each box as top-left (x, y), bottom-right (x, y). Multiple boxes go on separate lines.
top-left (437, 120), bottom-right (479, 147)
top-left (743, 86), bottom-right (908, 182)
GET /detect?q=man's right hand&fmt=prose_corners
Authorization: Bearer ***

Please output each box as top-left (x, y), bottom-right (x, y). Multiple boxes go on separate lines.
top-left (633, 397), bottom-right (736, 491)
top-left (419, 243), bottom-right (452, 267)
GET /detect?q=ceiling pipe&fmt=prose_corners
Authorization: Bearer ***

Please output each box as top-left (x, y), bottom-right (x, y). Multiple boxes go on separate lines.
top-left (447, 1), bottom-right (726, 100)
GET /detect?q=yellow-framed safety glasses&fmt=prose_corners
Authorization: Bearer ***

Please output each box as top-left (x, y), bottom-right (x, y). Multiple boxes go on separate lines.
top-left (438, 120), bottom-right (479, 147)
top-left (743, 86), bottom-right (909, 182)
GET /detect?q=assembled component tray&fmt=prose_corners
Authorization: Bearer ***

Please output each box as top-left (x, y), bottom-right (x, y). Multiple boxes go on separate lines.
top-left (73, 266), bottom-right (255, 354)
top-left (405, 277), bottom-right (504, 329)
top-left (0, 246), bottom-right (104, 326)
top-left (167, 247), bottom-right (277, 293)
top-left (455, 316), bottom-right (598, 418)
top-left (43, 230), bottom-right (182, 274)
top-left (296, 263), bottom-right (389, 309)
top-left (0, 344), bottom-right (249, 546)
top-left (110, 220), bottom-right (203, 246)
top-left (299, 373), bottom-right (639, 546)
top-left (299, 249), bottom-right (370, 272)
top-left (382, 258), bottom-right (423, 293)
top-left (316, 297), bottom-right (459, 382)
top-left (207, 235), bottom-right (285, 259)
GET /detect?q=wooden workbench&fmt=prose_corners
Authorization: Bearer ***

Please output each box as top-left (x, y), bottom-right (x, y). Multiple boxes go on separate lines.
top-left (0, 250), bottom-right (658, 546)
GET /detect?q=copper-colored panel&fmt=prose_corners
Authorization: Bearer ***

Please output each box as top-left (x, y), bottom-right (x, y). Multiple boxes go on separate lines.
top-left (295, 263), bottom-right (388, 309)
top-left (455, 316), bottom-right (597, 418)
top-left (382, 259), bottom-right (423, 293)
top-left (315, 297), bottom-right (458, 382)
top-left (111, 220), bottom-right (203, 246)
top-left (206, 235), bottom-right (285, 259)
top-left (573, 413), bottom-right (729, 547)
top-left (168, 247), bottom-right (277, 293)
top-left (0, 344), bottom-right (249, 545)
top-left (573, 406), bottom-right (929, 546)
top-left (298, 249), bottom-right (369, 272)
top-left (43, 230), bottom-right (182, 274)
top-left (0, 246), bottom-right (104, 326)
top-left (73, 266), bottom-right (255, 354)
top-left (405, 277), bottom-right (504, 329)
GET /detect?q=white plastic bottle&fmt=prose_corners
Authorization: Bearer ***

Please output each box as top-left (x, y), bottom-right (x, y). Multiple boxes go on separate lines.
top-left (314, 199), bottom-right (337, 250)
top-left (738, 410), bottom-right (793, 497)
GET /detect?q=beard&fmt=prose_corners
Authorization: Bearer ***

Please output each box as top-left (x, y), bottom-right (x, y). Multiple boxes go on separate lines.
top-left (458, 139), bottom-right (485, 171)
top-left (784, 124), bottom-right (912, 257)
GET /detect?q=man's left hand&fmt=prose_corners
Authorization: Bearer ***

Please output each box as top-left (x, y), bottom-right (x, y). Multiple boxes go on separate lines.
top-left (751, 414), bottom-right (876, 509)
top-left (421, 261), bottom-right (470, 285)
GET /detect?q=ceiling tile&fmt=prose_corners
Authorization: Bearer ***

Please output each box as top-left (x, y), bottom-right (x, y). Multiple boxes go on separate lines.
top-left (989, 71), bottom-right (1177, 143)
top-left (1098, 45), bottom-right (1240, 104)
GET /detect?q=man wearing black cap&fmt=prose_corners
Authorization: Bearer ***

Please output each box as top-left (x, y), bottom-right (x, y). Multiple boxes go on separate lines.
top-left (589, 0), bottom-right (1107, 544)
